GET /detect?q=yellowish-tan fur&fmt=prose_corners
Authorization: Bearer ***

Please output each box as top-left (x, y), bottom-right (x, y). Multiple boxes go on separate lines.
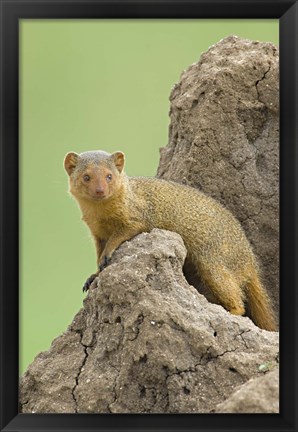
top-left (64, 150), bottom-right (277, 331)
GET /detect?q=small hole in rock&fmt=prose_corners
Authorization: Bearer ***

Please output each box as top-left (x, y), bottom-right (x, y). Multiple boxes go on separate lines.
top-left (229, 367), bottom-right (237, 373)
top-left (183, 387), bottom-right (190, 395)
top-left (139, 354), bottom-right (148, 363)
top-left (115, 316), bottom-right (121, 323)
top-left (213, 331), bottom-right (217, 337)
top-left (140, 386), bottom-right (146, 397)
top-left (191, 99), bottom-right (199, 108)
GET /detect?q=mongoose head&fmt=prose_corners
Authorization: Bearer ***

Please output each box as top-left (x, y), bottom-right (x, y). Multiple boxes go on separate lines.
top-left (64, 150), bottom-right (125, 201)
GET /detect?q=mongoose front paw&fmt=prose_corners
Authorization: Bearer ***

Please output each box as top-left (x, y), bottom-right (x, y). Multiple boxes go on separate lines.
top-left (99, 255), bottom-right (112, 272)
top-left (82, 273), bottom-right (98, 292)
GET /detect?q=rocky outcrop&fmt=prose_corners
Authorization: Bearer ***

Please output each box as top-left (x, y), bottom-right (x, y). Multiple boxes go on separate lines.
top-left (20, 229), bottom-right (279, 414)
top-left (157, 35), bottom-right (279, 318)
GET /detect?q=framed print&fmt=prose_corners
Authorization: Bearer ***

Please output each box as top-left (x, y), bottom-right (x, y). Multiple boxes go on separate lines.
top-left (0, 1), bottom-right (297, 432)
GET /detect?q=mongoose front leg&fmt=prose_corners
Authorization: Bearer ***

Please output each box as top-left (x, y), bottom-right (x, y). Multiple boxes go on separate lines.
top-left (82, 229), bottom-right (143, 292)
top-left (98, 227), bottom-right (144, 272)
top-left (82, 237), bottom-right (105, 292)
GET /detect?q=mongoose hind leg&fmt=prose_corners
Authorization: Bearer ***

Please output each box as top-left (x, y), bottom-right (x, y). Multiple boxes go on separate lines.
top-left (200, 266), bottom-right (245, 316)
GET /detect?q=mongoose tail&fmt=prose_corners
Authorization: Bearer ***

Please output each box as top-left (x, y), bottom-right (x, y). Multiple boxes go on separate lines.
top-left (246, 272), bottom-right (277, 331)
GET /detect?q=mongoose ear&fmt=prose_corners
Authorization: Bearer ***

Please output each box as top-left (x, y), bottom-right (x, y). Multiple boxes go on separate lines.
top-left (64, 152), bottom-right (79, 176)
top-left (112, 151), bottom-right (125, 173)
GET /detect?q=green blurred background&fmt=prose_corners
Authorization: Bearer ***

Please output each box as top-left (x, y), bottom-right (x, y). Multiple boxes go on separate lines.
top-left (19, 19), bottom-right (278, 374)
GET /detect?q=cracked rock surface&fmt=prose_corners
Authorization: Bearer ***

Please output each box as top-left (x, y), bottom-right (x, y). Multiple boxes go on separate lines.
top-left (157, 35), bottom-right (279, 319)
top-left (20, 229), bottom-right (279, 413)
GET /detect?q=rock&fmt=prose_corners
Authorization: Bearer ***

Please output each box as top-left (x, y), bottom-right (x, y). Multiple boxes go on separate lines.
top-left (20, 229), bottom-right (279, 414)
top-left (215, 367), bottom-right (279, 413)
top-left (157, 35), bottom-right (279, 319)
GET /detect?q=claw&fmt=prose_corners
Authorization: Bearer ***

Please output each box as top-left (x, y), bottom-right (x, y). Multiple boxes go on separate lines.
top-left (82, 273), bottom-right (97, 292)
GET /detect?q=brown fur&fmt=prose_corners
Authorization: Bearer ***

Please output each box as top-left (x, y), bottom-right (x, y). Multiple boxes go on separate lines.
top-left (64, 150), bottom-right (277, 331)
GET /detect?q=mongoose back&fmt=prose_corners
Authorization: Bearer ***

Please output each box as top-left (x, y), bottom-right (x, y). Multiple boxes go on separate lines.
top-left (64, 150), bottom-right (277, 331)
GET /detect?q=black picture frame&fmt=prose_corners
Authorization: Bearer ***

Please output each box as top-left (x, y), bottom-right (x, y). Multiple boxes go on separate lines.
top-left (0, 0), bottom-right (297, 431)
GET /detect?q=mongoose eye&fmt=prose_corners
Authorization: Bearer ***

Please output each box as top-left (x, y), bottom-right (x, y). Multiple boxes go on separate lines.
top-left (106, 174), bottom-right (113, 182)
top-left (83, 174), bottom-right (90, 182)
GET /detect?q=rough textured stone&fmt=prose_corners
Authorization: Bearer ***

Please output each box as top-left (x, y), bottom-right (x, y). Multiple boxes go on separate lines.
top-left (20, 229), bottom-right (279, 414)
top-left (157, 35), bottom-right (279, 318)
top-left (215, 367), bottom-right (279, 413)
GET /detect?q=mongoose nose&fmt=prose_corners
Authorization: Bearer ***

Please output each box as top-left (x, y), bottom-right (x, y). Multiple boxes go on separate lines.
top-left (95, 188), bottom-right (104, 195)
